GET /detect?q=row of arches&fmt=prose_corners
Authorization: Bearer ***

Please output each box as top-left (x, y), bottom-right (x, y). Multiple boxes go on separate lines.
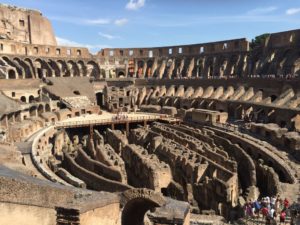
top-left (251, 48), bottom-right (300, 76)
top-left (0, 56), bottom-right (101, 79)
top-left (131, 54), bottom-right (248, 79)
top-left (0, 103), bottom-right (51, 127)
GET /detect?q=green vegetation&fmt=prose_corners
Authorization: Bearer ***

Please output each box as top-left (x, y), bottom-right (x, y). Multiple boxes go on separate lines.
top-left (250, 33), bottom-right (270, 49)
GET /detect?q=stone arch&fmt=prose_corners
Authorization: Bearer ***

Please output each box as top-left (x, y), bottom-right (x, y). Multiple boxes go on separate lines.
top-left (146, 60), bottom-right (153, 78)
top-left (8, 69), bottom-right (17, 79)
top-left (121, 189), bottom-right (166, 225)
top-left (45, 104), bottom-right (51, 112)
top-left (29, 106), bottom-right (37, 117)
top-left (68, 60), bottom-right (80, 77)
top-left (77, 60), bottom-right (87, 76)
top-left (29, 95), bottom-right (35, 103)
top-left (48, 59), bottom-right (61, 77)
top-left (117, 71), bottom-right (126, 78)
top-left (2, 56), bottom-right (23, 78)
top-left (204, 57), bottom-right (214, 78)
top-left (24, 58), bottom-right (37, 78)
top-left (196, 58), bottom-right (205, 77)
top-left (225, 55), bottom-right (239, 76)
top-left (14, 57), bottom-right (33, 79)
top-left (38, 104), bottom-right (44, 115)
top-left (35, 58), bottom-right (52, 78)
top-left (87, 61), bottom-right (100, 78)
top-left (20, 96), bottom-right (26, 103)
top-left (278, 49), bottom-right (293, 75)
top-left (57, 60), bottom-right (70, 77)
top-left (217, 55), bottom-right (228, 77)
top-left (137, 60), bottom-right (145, 78)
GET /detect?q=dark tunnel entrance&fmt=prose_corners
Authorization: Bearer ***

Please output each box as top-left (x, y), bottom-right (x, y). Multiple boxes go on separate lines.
top-left (121, 198), bottom-right (160, 225)
top-left (96, 92), bottom-right (105, 108)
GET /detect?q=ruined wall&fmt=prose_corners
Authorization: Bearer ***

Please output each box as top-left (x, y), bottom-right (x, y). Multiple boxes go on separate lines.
top-left (122, 144), bottom-right (172, 191)
top-left (99, 38), bottom-right (249, 58)
top-left (0, 39), bottom-right (91, 58)
top-left (76, 147), bottom-right (124, 183)
top-left (80, 203), bottom-right (120, 225)
top-left (0, 202), bottom-right (56, 225)
top-left (62, 151), bottom-right (131, 192)
top-left (251, 29), bottom-right (300, 76)
top-left (0, 4), bottom-right (56, 46)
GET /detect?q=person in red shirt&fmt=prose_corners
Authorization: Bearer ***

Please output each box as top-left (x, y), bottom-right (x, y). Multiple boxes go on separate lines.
top-left (261, 207), bottom-right (269, 218)
top-left (283, 198), bottom-right (289, 210)
top-left (280, 210), bottom-right (286, 224)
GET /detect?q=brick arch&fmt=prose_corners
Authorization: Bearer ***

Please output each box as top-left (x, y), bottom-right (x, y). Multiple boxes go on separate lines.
top-left (121, 188), bottom-right (166, 225)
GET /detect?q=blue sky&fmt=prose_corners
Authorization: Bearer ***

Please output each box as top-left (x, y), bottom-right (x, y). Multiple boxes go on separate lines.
top-left (3, 0), bottom-right (300, 52)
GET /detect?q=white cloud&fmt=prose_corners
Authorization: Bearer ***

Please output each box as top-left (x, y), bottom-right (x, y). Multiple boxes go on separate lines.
top-left (50, 16), bottom-right (111, 25)
top-left (114, 18), bottom-right (129, 26)
top-left (286, 8), bottom-right (300, 15)
top-left (56, 37), bottom-right (84, 47)
top-left (56, 36), bottom-right (111, 53)
top-left (83, 18), bottom-right (111, 25)
top-left (247, 6), bottom-right (277, 15)
top-left (126, 0), bottom-right (145, 10)
top-left (98, 32), bottom-right (120, 40)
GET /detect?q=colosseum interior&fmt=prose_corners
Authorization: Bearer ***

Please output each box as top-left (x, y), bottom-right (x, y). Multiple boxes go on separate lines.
top-left (0, 3), bottom-right (300, 225)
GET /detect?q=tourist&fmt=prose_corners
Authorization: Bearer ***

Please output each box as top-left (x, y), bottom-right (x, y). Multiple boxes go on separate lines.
top-left (275, 197), bottom-right (282, 214)
top-left (279, 210), bottom-right (286, 224)
top-left (271, 196), bottom-right (276, 209)
top-left (262, 206), bottom-right (269, 219)
top-left (283, 198), bottom-right (289, 210)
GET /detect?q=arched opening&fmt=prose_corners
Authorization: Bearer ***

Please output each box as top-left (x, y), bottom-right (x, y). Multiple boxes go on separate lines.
top-left (68, 60), bottom-right (80, 77)
top-left (8, 70), bottom-right (16, 79)
top-left (122, 198), bottom-right (160, 225)
top-left (38, 105), bottom-right (44, 115)
top-left (30, 107), bottom-right (37, 117)
top-left (96, 92), bottom-right (105, 108)
top-left (118, 71), bottom-right (125, 78)
top-left (20, 96), bottom-right (26, 103)
top-left (57, 60), bottom-right (70, 77)
top-left (146, 60), bottom-right (153, 78)
top-left (29, 95), bottom-right (35, 103)
top-left (270, 95), bottom-right (277, 102)
top-left (78, 60), bottom-right (87, 76)
top-left (87, 61), bottom-right (100, 78)
top-left (45, 104), bottom-right (51, 112)
top-left (137, 61), bottom-right (144, 78)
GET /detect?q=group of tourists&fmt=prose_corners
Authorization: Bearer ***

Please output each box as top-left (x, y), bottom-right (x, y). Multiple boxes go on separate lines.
top-left (112, 112), bottom-right (128, 121)
top-left (249, 74), bottom-right (299, 79)
top-left (243, 196), bottom-right (290, 224)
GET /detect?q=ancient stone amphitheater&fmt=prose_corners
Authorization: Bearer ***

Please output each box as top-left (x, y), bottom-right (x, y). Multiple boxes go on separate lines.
top-left (0, 3), bottom-right (300, 225)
